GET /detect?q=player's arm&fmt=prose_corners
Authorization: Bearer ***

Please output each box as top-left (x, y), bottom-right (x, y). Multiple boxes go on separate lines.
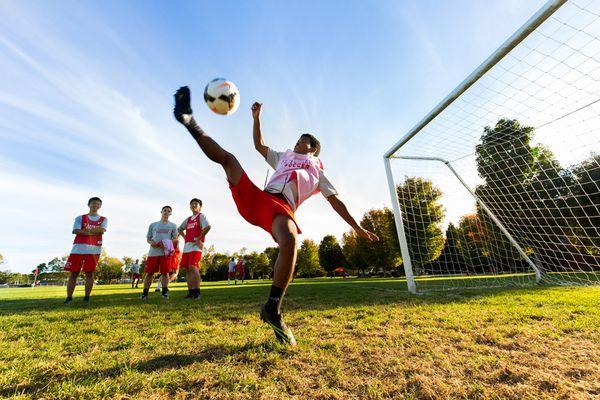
top-left (73, 228), bottom-right (91, 235)
top-left (252, 102), bottom-right (268, 159)
top-left (326, 195), bottom-right (379, 241)
top-left (197, 225), bottom-right (211, 243)
top-left (147, 226), bottom-right (161, 247)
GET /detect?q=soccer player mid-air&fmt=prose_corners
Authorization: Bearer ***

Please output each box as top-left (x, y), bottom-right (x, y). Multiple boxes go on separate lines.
top-left (173, 86), bottom-right (378, 345)
top-left (63, 197), bottom-right (107, 305)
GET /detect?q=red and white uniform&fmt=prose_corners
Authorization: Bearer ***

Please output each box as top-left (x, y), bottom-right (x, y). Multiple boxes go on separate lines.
top-left (228, 148), bottom-right (337, 238)
top-left (65, 214), bottom-right (107, 273)
top-left (179, 213), bottom-right (210, 269)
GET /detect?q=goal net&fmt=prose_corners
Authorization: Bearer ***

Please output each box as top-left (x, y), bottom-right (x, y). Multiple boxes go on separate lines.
top-left (384, 0), bottom-right (600, 293)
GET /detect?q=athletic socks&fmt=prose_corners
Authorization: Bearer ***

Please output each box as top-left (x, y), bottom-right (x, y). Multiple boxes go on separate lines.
top-left (143, 288), bottom-right (149, 296)
top-left (265, 285), bottom-right (284, 315)
top-left (161, 287), bottom-right (169, 296)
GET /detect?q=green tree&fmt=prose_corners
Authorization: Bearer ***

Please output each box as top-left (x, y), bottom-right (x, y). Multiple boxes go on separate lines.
top-left (432, 223), bottom-right (467, 275)
top-left (567, 153), bottom-right (600, 255)
top-left (296, 239), bottom-right (324, 278)
top-left (318, 235), bottom-right (345, 275)
top-left (96, 256), bottom-right (124, 283)
top-left (352, 208), bottom-right (402, 272)
top-left (47, 257), bottom-right (66, 273)
top-left (263, 247), bottom-right (279, 278)
top-left (342, 231), bottom-right (367, 274)
top-left (396, 178), bottom-right (445, 273)
top-left (122, 256), bottom-right (135, 273)
top-left (243, 251), bottom-right (269, 279)
top-left (454, 214), bottom-right (492, 273)
top-left (475, 118), bottom-right (571, 270)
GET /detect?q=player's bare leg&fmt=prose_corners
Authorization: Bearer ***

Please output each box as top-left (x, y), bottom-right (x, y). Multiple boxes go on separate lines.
top-left (186, 267), bottom-right (201, 299)
top-left (141, 273), bottom-right (154, 300)
top-left (174, 86), bottom-right (243, 185)
top-left (83, 271), bottom-right (94, 304)
top-left (260, 214), bottom-right (298, 346)
top-left (65, 271), bottom-right (79, 304)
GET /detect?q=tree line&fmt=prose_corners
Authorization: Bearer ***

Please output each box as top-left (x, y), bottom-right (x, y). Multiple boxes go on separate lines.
top-left (2, 118), bottom-right (597, 283)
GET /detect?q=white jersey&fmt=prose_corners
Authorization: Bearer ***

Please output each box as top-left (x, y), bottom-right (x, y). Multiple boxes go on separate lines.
top-left (265, 148), bottom-right (337, 211)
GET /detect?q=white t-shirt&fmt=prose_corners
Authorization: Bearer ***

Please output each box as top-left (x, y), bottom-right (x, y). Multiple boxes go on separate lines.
top-left (70, 214), bottom-right (108, 255)
top-left (179, 213), bottom-right (211, 253)
top-left (264, 148), bottom-right (338, 211)
top-left (228, 261), bottom-right (236, 273)
top-left (146, 220), bottom-right (178, 257)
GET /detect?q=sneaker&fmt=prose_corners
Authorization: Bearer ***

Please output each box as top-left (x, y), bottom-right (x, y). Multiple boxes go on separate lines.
top-left (63, 298), bottom-right (73, 305)
top-left (82, 297), bottom-right (90, 305)
top-left (141, 294), bottom-right (148, 301)
top-left (184, 293), bottom-right (193, 299)
top-left (192, 293), bottom-right (201, 300)
top-left (260, 304), bottom-right (297, 346)
top-left (162, 293), bottom-right (169, 300)
top-left (174, 86), bottom-right (193, 124)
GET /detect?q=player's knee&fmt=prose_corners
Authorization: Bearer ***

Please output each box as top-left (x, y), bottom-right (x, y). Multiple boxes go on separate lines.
top-left (278, 231), bottom-right (297, 251)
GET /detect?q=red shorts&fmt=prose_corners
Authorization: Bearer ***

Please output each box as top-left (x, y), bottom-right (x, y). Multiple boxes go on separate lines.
top-left (65, 254), bottom-right (100, 273)
top-left (145, 255), bottom-right (172, 275)
top-left (229, 171), bottom-right (301, 237)
top-left (180, 251), bottom-right (202, 269)
top-left (132, 273), bottom-right (140, 279)
top-left (228, 271), bottom-right (235, 279)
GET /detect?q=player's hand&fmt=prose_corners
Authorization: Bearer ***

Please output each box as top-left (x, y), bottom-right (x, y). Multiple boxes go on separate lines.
top-left (251, 102), bottom-right (262, 119)
top-left (174, 86), bottom-right (193, 125)
top-left (355, 227), bottom-right (379, 241)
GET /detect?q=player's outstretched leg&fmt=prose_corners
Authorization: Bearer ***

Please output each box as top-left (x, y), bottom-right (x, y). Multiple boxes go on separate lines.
top-left (260, 214), bottom-right (298, 346)
top-left (174, 86), bottom-right (243, 185)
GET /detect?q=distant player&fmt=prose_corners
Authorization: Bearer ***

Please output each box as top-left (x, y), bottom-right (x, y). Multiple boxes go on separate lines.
top-left (64, 197), bottom-right (107, 305)
top-left (178, 198), bottom-right (211, 299)
top-left (131, 259), bottom-right (141, 289)
top-left (173, 87), bottom-right (378, 345)
top-left (235, 258), bottom-right (245, 285)
top-left (142, 206), bottom-right (178, 300)
top-left (227, 257), bottom-right (236, 285)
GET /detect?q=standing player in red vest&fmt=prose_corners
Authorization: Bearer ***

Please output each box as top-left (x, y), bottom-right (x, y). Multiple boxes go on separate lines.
top-left (64, 197), bottom-right (107, 305)
top-left (178, 198), bottom-right (211, 299)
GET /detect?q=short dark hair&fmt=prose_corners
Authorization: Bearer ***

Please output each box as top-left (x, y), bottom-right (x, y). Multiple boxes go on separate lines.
top-left (190, 198), bottom-right (203, 206)
top-left (161, 205), bottom-right (172, 211)
top-left (88, 197), bottom-right (102, 205)
top-left (301, 133), bottom-right (321, 156)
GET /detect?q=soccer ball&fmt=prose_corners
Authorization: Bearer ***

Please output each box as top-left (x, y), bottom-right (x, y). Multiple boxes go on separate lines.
top-left (203, 78), bottom-right (240, 115)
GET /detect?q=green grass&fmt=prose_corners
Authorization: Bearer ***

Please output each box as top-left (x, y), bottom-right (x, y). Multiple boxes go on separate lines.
top-left (1, 278), bottom-right (599, 399)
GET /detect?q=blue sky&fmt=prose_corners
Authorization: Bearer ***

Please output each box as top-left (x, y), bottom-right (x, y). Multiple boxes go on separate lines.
top-left (0, 0), bottom-right (548, 273)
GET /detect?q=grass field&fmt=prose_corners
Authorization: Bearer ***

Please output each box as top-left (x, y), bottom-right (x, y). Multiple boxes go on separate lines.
top-left (1, 278), bottom-right (598, 399)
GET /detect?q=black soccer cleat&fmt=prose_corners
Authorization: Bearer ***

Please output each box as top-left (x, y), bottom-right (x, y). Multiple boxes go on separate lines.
top-left (82, 296), bottom-right (90, 305)
top-left (141, 294), bottom-right (148, 301)
top-left (260, 304), bottom-right (297, 346)
top-left (63, 298), bottom-right (73, 305)
top-left (174, 86), bottom-right (193, 124)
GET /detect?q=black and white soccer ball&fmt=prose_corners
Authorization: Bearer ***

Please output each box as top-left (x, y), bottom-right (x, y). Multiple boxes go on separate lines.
top-left (203, 78), bottom-right (240, 115)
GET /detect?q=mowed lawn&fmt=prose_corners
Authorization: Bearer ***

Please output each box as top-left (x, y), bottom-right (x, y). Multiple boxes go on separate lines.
top-left (0, 278), bottom-right (598, 399)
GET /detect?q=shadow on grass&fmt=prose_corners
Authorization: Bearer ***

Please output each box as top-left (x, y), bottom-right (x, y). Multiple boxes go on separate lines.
top-left (1, 342), bottom-right (276, 397)
top-left (0, 277), bottom-right (570, 317)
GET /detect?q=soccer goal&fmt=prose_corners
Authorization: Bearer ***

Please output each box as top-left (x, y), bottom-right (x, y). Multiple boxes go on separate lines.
top-left (384, 0), bottom-right (600, 293)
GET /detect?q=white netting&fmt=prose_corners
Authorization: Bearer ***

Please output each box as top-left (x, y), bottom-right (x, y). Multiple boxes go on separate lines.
top-left (388, 0), bottom-right (600, 291)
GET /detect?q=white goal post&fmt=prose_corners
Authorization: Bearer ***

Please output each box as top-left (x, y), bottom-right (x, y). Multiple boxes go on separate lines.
top-left (384, 0), bottom-right (600, 293)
